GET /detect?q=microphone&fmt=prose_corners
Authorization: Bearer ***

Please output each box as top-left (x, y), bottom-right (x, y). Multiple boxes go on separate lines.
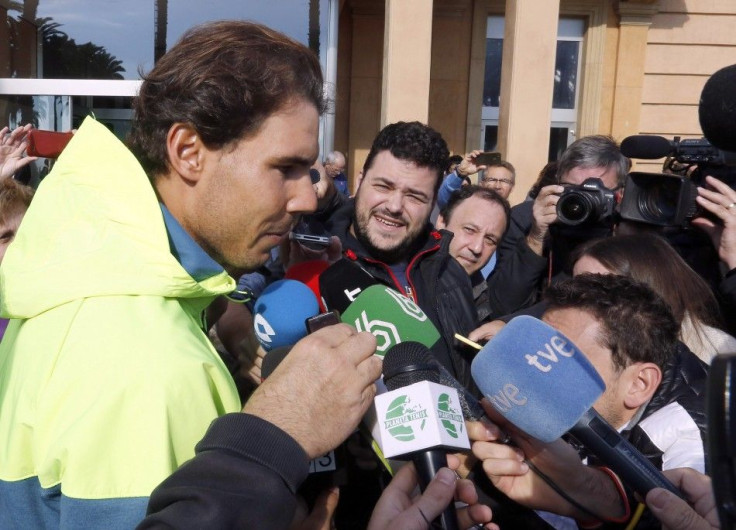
top-left (700, 63), bottom-right (736, 152)
top-left (260, 345), bottom-right (292, 381)
top-left (378, 341), bottom-right (469, 530)
top-left (339, 284), bottom-right (440, 358)
top-left (252, 279), bottom-right (320, 352)
top-left (471, 315), bottom-right (681, 497)
top-left (620, 135), bottom-right (674, 160)
top-left (384, 341), bottom-right (485, 422)
top-left (319, 259), bottom-right (378, 313)
top-left (285, 260), bottom-right (330, 312)
top-left (257, 310), bottom-right (347, 507)
top-left (706, 353), bottom-right (736, 529)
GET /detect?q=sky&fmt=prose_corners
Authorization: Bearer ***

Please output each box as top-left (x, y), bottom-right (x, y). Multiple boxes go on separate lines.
top-left (31, 0), bottom-right (326, 79)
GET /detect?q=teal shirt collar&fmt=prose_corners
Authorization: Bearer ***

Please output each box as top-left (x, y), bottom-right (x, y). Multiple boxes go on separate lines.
top-left (160, 204), bottom-right (224, 281)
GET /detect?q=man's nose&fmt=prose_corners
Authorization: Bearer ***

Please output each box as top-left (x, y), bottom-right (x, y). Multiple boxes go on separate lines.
top-left (469, 234), bottom-right (484, 254)
top-left (287, 170), bottom-right (318, 215)
top-left (385, 191), bottom-right (404, 214)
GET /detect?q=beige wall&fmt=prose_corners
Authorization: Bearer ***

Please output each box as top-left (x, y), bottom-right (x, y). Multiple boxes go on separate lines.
top-left (343, 1), bottom-right (384, 190)
top-left (637, 0), bottom-right (736, 173)
top-left (338, 0), bottom-right (476, 191)
top-left (336, 0), bottom-right (736, 194)
top-left (428, 1), bottom-right (474, 155)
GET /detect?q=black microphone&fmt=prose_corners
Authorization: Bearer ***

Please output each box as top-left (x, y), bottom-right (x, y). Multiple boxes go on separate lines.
top-left (620, 135), bottom-right (674, 160)
top-left (700, 63), bottom-right (736, 153)
top-left (319, 258), bottom-right (378, 314)
top-left (389, 343), bottom-right (485, 422)
top-left (260, 345), bottom-right (292, 381)
top-left (383, 341), bottom-right (460, 530)
top-left (706, 353), bottom-right (736, 529)
top-left (259, 313), bottom-right (348, 507)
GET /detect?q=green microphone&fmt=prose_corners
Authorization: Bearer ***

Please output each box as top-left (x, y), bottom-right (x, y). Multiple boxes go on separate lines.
top-left (340, 285), bottom-right (440, 358)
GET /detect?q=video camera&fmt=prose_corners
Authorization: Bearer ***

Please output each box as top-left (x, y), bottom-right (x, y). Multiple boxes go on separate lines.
top-left (617, 136), bottom-right (736, 229)
top-left (616, 62), bottom-right (736, 229)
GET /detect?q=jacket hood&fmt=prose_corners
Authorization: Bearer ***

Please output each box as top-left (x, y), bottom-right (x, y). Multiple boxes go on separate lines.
top-left (0, 117), bottom-right (234, 319)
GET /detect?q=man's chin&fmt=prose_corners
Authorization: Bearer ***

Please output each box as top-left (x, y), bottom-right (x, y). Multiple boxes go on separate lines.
top-left (455, 256), bottom-right (478, 275)
top-left (223, 253), bottom-right (270, 278)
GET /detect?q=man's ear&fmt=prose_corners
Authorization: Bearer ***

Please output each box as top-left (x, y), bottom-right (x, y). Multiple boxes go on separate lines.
top-left (166, 123), bottom-right (206, 184)
top-left (436, 214), bottom-right (447, 229)
top-left (623, 362), bottom-right (662, 410)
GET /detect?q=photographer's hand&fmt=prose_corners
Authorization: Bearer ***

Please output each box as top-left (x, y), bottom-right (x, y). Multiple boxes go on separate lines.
top-left (526, 184), bottom-right (564, 256)
top-left (457, 150), bottom-right (487, 178)
top-left (693, 175), bottom-right (736, 270)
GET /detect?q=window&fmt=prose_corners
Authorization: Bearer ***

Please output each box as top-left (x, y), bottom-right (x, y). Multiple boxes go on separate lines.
top-left (1, 0), bottom-right (333, 183)
top-left (481, 16), bottom-right (584, 160)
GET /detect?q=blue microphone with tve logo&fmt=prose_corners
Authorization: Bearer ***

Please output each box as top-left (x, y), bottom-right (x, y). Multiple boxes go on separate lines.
top-left (471, 315), bottom-right (681, 498)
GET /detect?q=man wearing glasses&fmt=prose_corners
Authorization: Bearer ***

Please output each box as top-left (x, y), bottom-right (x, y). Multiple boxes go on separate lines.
top-left (436, 150), bottom-right (516, 208)
top-left (487, 135), bottom-right (630, 318)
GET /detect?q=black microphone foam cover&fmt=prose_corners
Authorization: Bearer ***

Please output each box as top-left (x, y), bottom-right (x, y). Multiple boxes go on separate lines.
top-left (700, 64), bottom-right (736, 152)
top-left (620, 135), bottom-right (673, 159)
top-left (383, 341), bottom-right (439, 390)
top-left (261, 345), bottom-right (292, 380)
top-left (319, 259), bottom-right (378, 314)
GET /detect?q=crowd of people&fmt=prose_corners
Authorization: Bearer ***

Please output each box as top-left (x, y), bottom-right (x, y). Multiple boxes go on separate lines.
top-left (0, 18), bottom-right (733, 530)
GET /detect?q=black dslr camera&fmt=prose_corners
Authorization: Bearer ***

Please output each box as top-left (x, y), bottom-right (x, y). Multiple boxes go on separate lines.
top-left (556, 177), bottom-right (616, 226)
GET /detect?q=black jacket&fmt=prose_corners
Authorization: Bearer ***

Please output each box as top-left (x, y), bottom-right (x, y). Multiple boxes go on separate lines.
top-left (139, 414), bottom-right (309, 529)
top-left (588, 343), bottom-right (708, 530)
top-left (491, 200), bottom-right (613, 319)
top-left (625, 342), bottom-right (708, 471)
top-left (324, 201), bottom-right (480, 392)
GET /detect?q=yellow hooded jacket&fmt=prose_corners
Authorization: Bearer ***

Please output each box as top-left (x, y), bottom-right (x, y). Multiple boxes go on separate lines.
top-left (0, 118), bottom-right (241, 528)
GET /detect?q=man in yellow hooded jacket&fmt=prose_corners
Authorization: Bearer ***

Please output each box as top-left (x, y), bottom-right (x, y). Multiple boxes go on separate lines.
top-left (0, 21), bottom-right (383, 529)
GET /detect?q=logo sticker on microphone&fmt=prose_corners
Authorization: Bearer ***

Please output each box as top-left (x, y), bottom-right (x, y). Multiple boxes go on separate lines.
top-left (253, 314), bottom-right (275, 344)
top-left (437, 393), bottom-right (464, 438)
top-left (384, 395), bottom-right (429, 442)
top-left (385, 289), bottom-right (427, 321)
top-left (373, 382), bottom-right (471, 457)
top-left (354, 311), bottom-right (401, 354)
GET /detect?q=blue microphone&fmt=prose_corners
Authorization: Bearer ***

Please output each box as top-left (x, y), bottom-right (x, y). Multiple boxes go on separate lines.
top-left (252, 279), bottom-right (320, 352)
top-left (471, 315), bottom-right (681, 497)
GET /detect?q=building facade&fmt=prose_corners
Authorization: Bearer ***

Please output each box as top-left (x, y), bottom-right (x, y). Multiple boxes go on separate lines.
top-left (1, 0), bottom-right (735, 204)
top-left (336, 0), bottom-right (736, 203)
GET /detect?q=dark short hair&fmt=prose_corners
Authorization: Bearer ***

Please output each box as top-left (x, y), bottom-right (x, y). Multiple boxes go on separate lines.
top-left (128, 20), bottom-right (326, 178)
top-left (440, 185), bottom-right (510, 234)
top-left (556, 135), bottom-right (630, 187)
top-left (544, 274), bottom-right (679, 371)
top-left (0, 179), bottom-right (33, 225)
top-left (362, 122), bottom-right (449, 196)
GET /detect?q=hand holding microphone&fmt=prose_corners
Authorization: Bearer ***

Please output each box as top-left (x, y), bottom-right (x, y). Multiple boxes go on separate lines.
top-left (244, 323), bottom-right (381, 460)
top-left (367, 460), bottom-right (495, 530)
top-left (376, 341), bottom-right (472, 530)
top-left (469, 315), bottom-right (682, 522)
top-left (646, 468), bottom-right (720, 530)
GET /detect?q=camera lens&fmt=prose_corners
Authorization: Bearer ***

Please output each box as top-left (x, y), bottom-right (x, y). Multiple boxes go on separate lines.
top-left (637, 183), bottom-right (678, 224)
top-left (557, 193), bottom-right (593, 225)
